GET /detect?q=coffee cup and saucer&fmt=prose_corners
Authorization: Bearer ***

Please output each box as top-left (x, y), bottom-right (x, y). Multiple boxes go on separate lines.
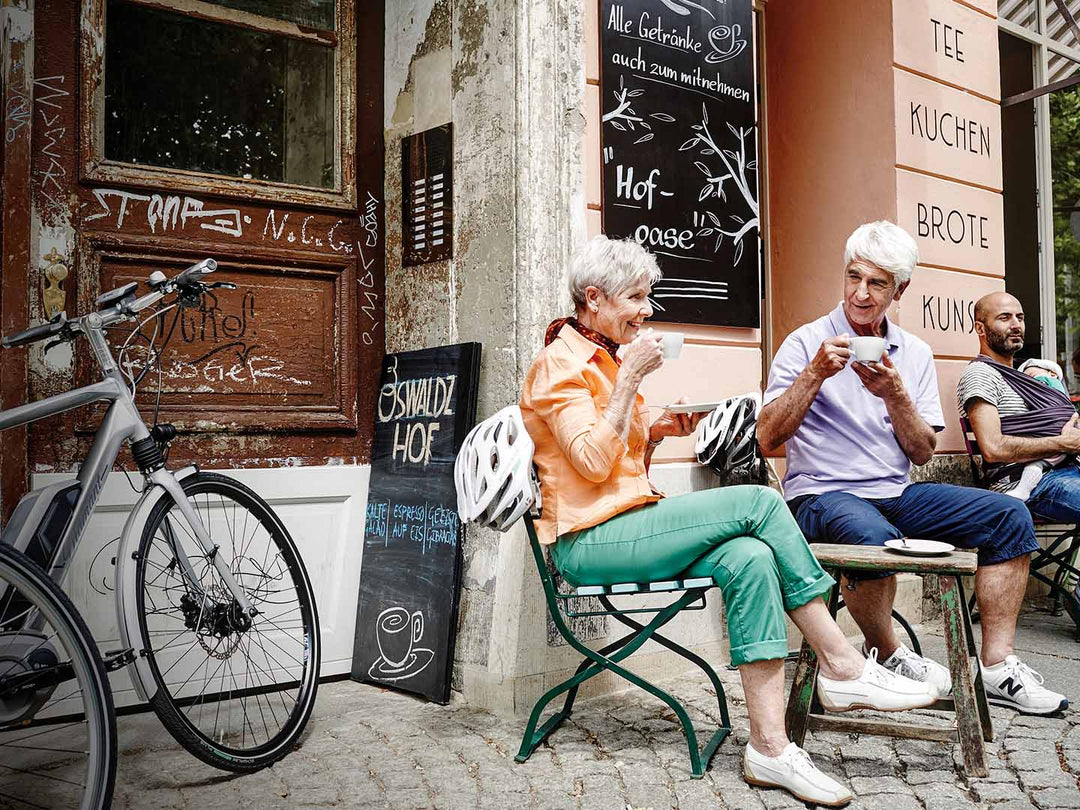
top-left (848, 336), bottom-right (888, 364)
top-left (368, 606), bottom-right (435, 682)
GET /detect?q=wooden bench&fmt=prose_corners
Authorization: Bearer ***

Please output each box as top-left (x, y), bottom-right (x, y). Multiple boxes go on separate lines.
top-left (784, 543), bottom-right (993, 777)
top-left (515, 516), bottom-right (731, 779)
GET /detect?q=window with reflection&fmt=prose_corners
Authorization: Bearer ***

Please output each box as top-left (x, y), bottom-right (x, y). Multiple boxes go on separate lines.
top-left (103, 0), bottom-right (338, 190)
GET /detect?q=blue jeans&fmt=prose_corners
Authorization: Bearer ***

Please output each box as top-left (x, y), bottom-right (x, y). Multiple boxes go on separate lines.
top-left (1026, 465), bottom-right (1080, 524)
top-left (789, 483), bottom-right (1039, 580)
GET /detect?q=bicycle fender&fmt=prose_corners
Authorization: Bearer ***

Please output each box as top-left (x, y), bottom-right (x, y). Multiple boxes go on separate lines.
top-left (114, 465), bottom-right (199, 702)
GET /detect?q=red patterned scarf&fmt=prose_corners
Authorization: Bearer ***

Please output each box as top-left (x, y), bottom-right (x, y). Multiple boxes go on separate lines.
top-left (544, 317), bottom-right (621, 364)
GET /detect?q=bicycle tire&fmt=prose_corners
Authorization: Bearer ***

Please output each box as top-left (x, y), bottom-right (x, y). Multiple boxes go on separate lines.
top-left (0, 543), bottom-right (116, 810)
top-left (134, 472), bottom-right (320, 772)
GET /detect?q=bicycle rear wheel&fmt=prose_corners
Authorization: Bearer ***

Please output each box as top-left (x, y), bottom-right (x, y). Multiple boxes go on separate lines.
top-left (0, 544), bottom-right (116, 810)
top-left (135, 472), bottom-right (320, 772)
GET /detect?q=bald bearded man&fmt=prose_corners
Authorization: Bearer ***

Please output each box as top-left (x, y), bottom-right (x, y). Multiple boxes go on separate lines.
top-left (956, 291), bottom-right (1079, 711)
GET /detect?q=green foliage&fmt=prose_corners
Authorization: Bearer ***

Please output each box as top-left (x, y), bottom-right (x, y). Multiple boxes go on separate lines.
top-left (1051, 85), bottom-right (1080, 330)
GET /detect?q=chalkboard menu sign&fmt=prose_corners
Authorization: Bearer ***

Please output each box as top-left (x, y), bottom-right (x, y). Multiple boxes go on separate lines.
top-left (600, 0), bottom-right (760, 328)
top-left (351, 342), bottom-right (481, 703)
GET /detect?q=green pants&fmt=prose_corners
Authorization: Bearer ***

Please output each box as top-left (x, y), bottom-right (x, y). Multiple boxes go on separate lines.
top-left (552, 486), bottom-right (834, 666)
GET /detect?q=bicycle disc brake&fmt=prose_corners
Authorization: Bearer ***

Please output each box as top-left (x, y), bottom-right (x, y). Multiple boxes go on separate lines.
top-left (179, 593), bottom-right (251, 660)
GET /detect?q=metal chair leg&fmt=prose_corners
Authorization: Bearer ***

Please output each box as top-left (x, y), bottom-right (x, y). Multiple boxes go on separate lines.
top-left (517, 590), bottom-right (700, 764)
top-left (601, 592), bottom-right (732, 731)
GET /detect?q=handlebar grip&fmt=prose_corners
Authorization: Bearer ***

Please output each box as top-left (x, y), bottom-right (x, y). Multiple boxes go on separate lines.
top-left (175, 258), bottom-right (217, 286)
top-left (1, 318), bottom-right (64, 349)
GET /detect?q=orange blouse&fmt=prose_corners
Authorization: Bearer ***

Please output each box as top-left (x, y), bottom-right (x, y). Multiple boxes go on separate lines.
top-left (519, 324), bottom-right (662, 545)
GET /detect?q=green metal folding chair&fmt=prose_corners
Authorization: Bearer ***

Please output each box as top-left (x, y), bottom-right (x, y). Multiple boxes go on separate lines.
top-left (515, 515), bottom-right (731, 779)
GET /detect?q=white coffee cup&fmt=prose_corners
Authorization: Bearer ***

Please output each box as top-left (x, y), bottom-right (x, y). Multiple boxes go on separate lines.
top-left (849, 336), bottom-right (888, 363)
top-left (660, 332), bottom-right (684, 360)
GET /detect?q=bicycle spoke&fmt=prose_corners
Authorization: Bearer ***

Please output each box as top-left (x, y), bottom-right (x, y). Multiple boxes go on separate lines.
top-left (0, 787), bottom-right (54, 810)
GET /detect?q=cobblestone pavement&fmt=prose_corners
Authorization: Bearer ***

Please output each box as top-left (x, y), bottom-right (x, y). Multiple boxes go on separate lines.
top-left (111, 608), bottom-right (1080, 810)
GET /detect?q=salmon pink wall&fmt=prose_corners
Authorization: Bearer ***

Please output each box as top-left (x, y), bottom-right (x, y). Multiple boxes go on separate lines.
top-left (889, 0), bottom-right (1002, 452)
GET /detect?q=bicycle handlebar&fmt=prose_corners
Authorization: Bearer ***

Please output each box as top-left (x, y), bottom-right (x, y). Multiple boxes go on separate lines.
top-left (1, 258), bottom-right (219, 349)
top-left (0, 316), bottom-right (66, 349)
top-left (174, 258), bottom-right (217, 287)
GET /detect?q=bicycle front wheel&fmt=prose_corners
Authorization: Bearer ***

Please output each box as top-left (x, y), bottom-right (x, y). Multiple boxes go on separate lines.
top-left (135, 472), bottom-right (320, 772)
top-left (0, 543), bottom-right (116, 810)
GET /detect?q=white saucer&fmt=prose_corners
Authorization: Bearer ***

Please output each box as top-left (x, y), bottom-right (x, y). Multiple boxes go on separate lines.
top-left (368, 648), bottom-right (435, 682)
top-left (665, 402), bottom-right (722, 414)
top-left (884, 538), bottom-right (955, 556)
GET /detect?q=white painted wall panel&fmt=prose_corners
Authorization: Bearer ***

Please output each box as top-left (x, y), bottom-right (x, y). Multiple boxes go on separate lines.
top-left (32, 465), bottom-right (369, 707)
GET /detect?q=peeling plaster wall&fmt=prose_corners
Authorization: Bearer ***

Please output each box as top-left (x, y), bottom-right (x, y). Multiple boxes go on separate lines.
top-left (385, 0), bottom-right (589, 711)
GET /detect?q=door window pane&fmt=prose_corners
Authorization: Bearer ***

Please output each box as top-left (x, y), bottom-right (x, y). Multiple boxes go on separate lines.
top-left (104, 1), bottom-right (335, 188)
top-left (1044, 0), bottom-right (1080, 51)
top-left (1001, 0), bottom-right (1040, 32)
top-left (1051, 72), bottom-right (1080, 395)
top-left (202, 0), bottom-right (335, 30)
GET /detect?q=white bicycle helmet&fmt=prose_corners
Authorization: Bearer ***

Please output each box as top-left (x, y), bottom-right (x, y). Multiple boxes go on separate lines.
top-left (455, 405), bottom-right (541, 532)
top-left (695, 392), bottom-right (762, 477)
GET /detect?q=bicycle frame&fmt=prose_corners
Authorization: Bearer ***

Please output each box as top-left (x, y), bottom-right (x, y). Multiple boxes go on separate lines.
top-left (0, 314), bottom-right (254, 627)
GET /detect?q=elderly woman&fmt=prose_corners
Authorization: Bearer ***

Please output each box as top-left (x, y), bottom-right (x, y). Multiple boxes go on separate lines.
top-left (519, 235), bottom-right (937, 808)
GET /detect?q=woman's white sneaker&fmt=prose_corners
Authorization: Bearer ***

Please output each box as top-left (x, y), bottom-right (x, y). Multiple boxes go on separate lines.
top-left (981, 655), bottom-right (1068, 715)
top-left (878, 642), bottom-right (953, 696)
top-left (744, 742), bottom-right (853, 807)
top-left (817, 648), bottom-right (939, 712)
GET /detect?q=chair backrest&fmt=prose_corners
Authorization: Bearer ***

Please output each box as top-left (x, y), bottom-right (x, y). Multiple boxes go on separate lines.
top-left (959, 416), bottom-right (987, 488)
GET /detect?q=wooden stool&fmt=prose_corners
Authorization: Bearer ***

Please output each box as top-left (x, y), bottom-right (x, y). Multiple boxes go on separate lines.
top-left (784, 543), bottom-right (994, 777)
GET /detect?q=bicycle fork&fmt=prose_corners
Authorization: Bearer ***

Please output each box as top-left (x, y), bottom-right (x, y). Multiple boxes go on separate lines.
top-left (148, 469), bottom-right (255, 619)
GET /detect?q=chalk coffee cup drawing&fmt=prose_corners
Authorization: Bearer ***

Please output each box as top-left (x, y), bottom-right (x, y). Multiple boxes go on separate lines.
top-left (375, 606), bottom-right (424, 670)
top-left (849, 336), bottom-right (888, 363)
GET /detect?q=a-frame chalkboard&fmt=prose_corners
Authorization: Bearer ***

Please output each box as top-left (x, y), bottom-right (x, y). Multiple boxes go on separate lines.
top-left (600, 0), bottom-right (760, 328)
top-left (351, 342), bottom-right (481, 703)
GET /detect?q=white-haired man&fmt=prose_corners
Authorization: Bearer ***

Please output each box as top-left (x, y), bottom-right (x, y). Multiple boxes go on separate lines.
top-left (758, 222), bottom-right (1066, 715)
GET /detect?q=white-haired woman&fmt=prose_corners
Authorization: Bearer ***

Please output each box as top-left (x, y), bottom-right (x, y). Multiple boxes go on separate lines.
top-left (519, 234), bottom-right (938, 807)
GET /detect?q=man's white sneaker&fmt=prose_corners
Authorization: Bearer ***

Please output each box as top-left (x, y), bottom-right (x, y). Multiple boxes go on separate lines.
top-left (744, 742), bottom-right (853, 807)
top-left (878, 642), bottom-right (953, 696)
top-left (817, 648), bottom-right (939, 712)
top-left (981, 655), bottom-right (1068, 715)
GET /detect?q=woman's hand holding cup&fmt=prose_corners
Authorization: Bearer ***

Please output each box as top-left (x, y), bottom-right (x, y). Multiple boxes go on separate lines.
top-left (620, 331), bottom-right (665, 383)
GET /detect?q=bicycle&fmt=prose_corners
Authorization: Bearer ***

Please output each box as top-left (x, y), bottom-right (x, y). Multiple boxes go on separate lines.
top-left (0, 259), bottom-right (321, 800)
top-left (0, 542), bottom-right (116, 810)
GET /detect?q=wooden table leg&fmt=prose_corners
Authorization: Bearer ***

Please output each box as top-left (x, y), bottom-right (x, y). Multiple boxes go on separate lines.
top-left (785, 636), bottom-right (818, 747)
top-left (957, 576), bottom-right (993, 743)
top-left (939, 574), bottom-right (988, 777)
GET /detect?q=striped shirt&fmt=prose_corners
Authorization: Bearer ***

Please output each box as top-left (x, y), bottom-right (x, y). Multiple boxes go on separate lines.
top-left (955, 362), bottom-right (1028, 492)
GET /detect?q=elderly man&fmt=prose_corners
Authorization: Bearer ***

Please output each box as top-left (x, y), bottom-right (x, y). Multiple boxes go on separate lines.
top-left (758, 221), bottom-right (1067, 716)
top-left (957, 291), bottom-right (1080, 632)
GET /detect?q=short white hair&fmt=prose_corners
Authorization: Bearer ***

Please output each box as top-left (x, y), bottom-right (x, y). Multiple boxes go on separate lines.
top-left (568, 235), bottom-right (662, 310)
top-left (843, 221), bottom-right (918, 286)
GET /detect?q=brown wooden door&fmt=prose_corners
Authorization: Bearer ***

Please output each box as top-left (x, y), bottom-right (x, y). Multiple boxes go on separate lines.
top-left (28, 0), bottom-right (383, 476)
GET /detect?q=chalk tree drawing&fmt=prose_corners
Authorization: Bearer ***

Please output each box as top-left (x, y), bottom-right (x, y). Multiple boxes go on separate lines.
top-left (680, 102), bottom-right (758, 266)
top-left (603, 75), bottom-right (676, 146)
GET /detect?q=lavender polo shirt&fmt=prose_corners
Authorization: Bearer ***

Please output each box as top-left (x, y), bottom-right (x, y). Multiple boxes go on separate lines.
top-left (764, 303), bottom-right (945, 501)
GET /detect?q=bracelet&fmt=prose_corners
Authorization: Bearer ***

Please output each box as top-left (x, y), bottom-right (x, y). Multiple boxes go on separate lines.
top-left (647, 436), bottom-right (663, 447)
